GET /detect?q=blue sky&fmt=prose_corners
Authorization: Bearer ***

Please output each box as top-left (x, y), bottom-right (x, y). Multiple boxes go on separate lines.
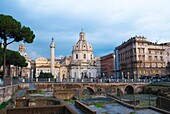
top-left (1, 0), bottom-right (170, 59)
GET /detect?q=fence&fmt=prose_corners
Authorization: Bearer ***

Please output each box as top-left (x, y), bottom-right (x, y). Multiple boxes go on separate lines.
top-left (0, 85), bottom-right (19, 104)
top-left (32, 78), bottom-right (151, 83)
top-left (108, 93), bottom-right (170, 113)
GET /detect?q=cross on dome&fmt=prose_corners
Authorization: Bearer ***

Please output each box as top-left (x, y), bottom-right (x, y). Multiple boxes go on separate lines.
top-left (79, 29), bottom-right (85, 40)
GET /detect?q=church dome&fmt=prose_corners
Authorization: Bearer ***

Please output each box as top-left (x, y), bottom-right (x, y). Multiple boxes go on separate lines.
top-left (73, 31), bottom-right (93, 52)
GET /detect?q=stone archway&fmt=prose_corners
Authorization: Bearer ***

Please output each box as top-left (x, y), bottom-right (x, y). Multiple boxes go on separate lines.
top-left (125, 85), bottom-right (134, 94)
top-left (135, 87), bottom-right (144, 94)
top-left (82, 86), bottom-right (95, 95)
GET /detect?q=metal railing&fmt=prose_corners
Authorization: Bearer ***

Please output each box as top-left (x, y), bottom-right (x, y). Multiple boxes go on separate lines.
top-left (31, 78), bottom-right (152, 83)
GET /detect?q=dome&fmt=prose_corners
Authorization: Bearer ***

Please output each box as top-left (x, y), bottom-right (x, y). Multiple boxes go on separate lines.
top-left (73, 31), bottom-right (93, 52)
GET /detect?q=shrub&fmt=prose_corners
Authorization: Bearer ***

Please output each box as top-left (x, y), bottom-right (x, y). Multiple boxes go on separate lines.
top-left (38, 71), bottom-right (53, 78)
top-left (0, 98), bottom-right (13, 109)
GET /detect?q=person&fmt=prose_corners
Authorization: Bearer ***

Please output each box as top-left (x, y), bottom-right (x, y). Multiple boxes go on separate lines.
top-left (96, 77), bottom-right (98, 83)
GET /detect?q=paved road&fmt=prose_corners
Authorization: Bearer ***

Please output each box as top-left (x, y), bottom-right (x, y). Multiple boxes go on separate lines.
top-left (12, 89), bottom-right (26, 100)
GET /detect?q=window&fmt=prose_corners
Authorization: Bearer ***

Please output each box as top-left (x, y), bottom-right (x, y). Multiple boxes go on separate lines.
top-left (84, 54), bottom-right (86, 59)
top-left (89, 72), bottom-right (91, 77)
top-left (91, 55), bottom-right (93, 59)
top-left (142, 48), bottom-right (145, 53)
top-left (138, 55), bottom-right (141, 60)
top-left (160, 51), bottom-right (163, 55)
top-left (160, 56), bottom-right (163, 61)
top-left (76, 54), bottom-right (78, 59)
top-left (149, 56), bottom-right (152, 61)
top-left (134, 48), bottom-right (136, 53)
top-left (142, 55), bottom-right (145, 61)
top-left (149, 50), bottom-right (151, 54)
top-left (154, 56), bottom-right (157, 61)
top-left (138, 48), bottom-right (140, 53)
top-left (155, 50), bottom-right (159, 54)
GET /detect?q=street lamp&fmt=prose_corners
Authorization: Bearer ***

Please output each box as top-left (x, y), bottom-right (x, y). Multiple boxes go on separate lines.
top-left (103, 73), bottom-right (105, 82)
top-left (134, 70), bottom-right (136, 81)
top-left (121, 72), bottom-right (124, 80)
top-left (127, 72), bottom-right (129, 79)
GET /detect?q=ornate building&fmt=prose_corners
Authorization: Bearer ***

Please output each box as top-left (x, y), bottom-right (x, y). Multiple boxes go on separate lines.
top-left (18, 44), bottom-right (33, 78)
top-left (35, 31), bottom-right (97, 82)
top-left (70, 31), bottom-right (97, 80)
top-left (35, 57), bottom-right (60, 79)
top-left (94, 56), bottom-right (101, 78)
top-left (114, 36), bottom-right (170, 79)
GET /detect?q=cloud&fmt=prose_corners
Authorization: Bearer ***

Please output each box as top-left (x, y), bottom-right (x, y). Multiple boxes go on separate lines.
top-left (29, 51), bottom-right (43, 60)
top-left (56, 55), bottom-right (64, 59)
top-left (1, 0), bottom-right (170, 59)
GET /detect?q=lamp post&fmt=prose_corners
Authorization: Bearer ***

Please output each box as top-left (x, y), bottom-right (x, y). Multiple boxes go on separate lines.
top-left (134, 70), bottom-right (136, 81)
top-left (121, 72), bottom-right (124, 82)
top-left (127, 72), bottom-right (129, 79)
top-left (103, 73), bottom-right (105, 83)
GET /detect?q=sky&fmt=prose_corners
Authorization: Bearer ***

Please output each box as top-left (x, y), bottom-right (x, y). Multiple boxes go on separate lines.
top-left (0, 0), bottom-right (170, 60)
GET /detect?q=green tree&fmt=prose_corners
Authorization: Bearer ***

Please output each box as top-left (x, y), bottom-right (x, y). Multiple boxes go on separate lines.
top-left (0, 14), bottom-right (35, 79)
top-left (39, 71), bottom-right (53, 78)
top-left (5, 49), bottom-right (28, 77)
top-left (0, 47), bottom-right (3, 67)
top-left (0, 47), bottom-right (3, 77)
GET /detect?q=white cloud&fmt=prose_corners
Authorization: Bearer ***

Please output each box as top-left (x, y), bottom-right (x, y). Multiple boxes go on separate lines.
top-left (56, 55), bottom-right (64, 59)
top-left (1, 0), bottom-right (170, 58)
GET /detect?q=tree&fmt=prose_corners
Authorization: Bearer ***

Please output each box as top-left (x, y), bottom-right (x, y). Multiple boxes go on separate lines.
top-left (38, 71), bottom-right (53, 78)
top-left (0, 47), bottom-right (3, 67)
top-left (7, 50), bottom-right (28, 76)
top-left (0, 47), bottom-right (3, 77)
top-left (0, 14), bottom-right (35, 79)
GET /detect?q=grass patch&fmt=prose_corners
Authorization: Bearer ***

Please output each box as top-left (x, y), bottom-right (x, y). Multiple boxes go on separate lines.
top-left (0, 99), bottom-right (13, 110)
top-left (68, 100), bottom-right (75, 104)
top-left (93, 102), bottom-right (105, 108)
top-left (35, 91), bottom-right (44, 94)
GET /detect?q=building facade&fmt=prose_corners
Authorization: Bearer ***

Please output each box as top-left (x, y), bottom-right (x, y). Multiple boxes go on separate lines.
top-left (94, 56), bottom-right (101, 78)
top-left (70, 31), bottom-right (97, 80)
top-left (18, 44), bottom-right (33, 78)
top-left (115, 36), bottom-right (170, 79)
top-left (35, 31), bottom-right (97, 82)
top-left (100, 53), bottom-right (114, 78)
top-left (35, 57), bottom-right (60, 79)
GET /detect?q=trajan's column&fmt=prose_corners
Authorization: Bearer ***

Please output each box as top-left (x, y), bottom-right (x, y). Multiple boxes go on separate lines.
top-left (50, 38), bottom-right (55, 76)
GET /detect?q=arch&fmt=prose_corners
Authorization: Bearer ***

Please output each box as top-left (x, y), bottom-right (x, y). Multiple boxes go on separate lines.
top-left (125, 85), bottom-right (134, 94)
top-left (82, 86), bottom-right (95, 95)
top-left (135, 87), bottom-right (144, 94)
top-left (84, 72), bottom-right (88, 79)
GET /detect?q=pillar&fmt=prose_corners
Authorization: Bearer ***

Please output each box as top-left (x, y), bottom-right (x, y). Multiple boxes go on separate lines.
top-left (50, 38), bottom-right (55, 76)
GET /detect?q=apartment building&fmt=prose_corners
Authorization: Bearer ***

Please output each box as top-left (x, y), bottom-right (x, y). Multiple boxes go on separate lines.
top-left (115, 36), bottom-right (170, 79)
top-left (100, 53), bottom-right (114, 78)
